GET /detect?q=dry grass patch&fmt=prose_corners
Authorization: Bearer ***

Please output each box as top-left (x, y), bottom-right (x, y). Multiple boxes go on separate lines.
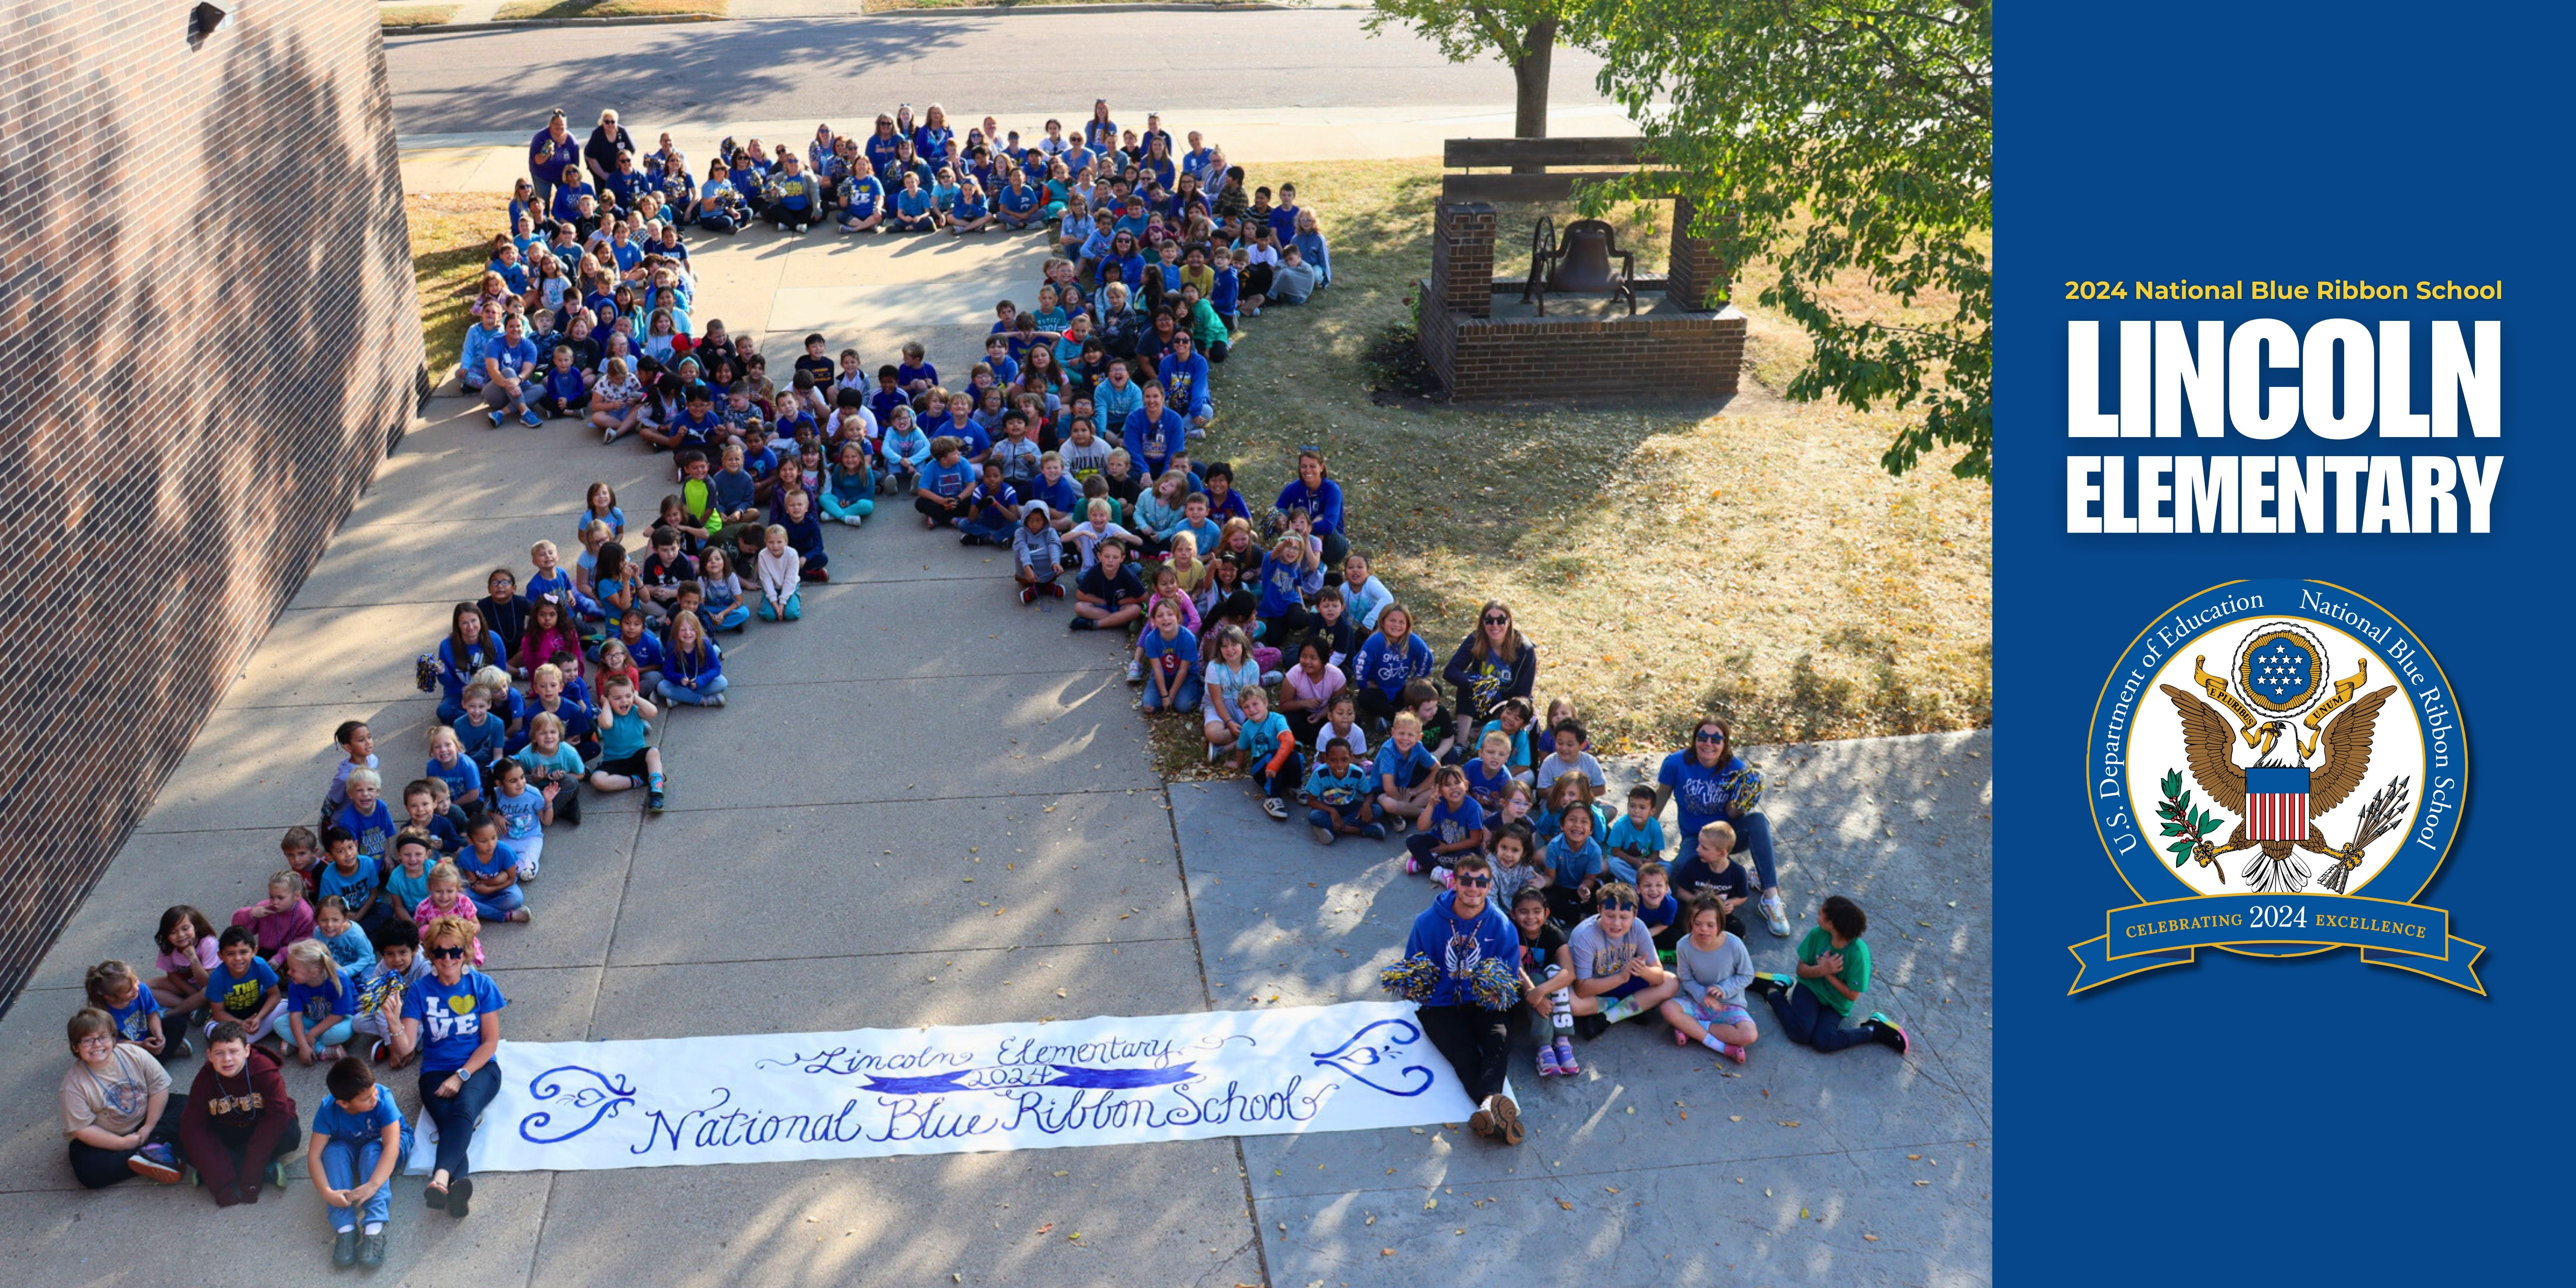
top-left (380, 4), bottom-right (461, 26)
top-left (407, 192), bottom-right (512, 384)
top-left (493, 0), bottom-right (726, 19)
top-left (1137, 158), bottom-right (1987, 777)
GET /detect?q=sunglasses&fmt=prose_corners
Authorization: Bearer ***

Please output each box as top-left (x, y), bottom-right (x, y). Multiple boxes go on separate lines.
top-left (1453, 874), bottom-right (1493, 888)
top-left (428, 946), bottom-right (468, 960)
top-left (1483, 614), bottom-right (1510, 626)
top-left (1599, 900), bottom-right (1638, 912)
top-left (1695, 730), bottom-right (1727, 743)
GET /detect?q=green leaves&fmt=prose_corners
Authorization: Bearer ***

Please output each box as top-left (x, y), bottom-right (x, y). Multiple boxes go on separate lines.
top-left (2154, 768), bottom-right (2228, 868)
top-left (1578, 0), bottom-right (1993, 481)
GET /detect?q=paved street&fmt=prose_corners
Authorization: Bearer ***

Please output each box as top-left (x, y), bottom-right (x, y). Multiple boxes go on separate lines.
top-left (385, 10), bottom-right (1614, 139)
top-left (0, 18), bottom-right (1989, 1285)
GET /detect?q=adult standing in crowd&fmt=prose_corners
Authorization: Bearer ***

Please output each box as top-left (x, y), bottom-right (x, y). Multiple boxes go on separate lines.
top-left (584, 108), bottom-right (637, 189)
top-left (404, 916), bottom-right (506, 1218)
top-left (1442, 600), bottom-right (1537, 731)
top-left (1662, 716), bottom-right (1792, 938)
top-left (59, 1008), bottom-right (184, 1187)
top-left (527, 109), bottom-right (577, 214)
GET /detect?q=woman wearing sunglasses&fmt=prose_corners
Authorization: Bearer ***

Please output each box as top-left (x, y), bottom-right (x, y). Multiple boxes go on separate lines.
top-left (401, 917), bottom-right (506, 1219)
top-left (1442, 600), bottom-right (1537, 731)
top-left (1661, 717), bottom-right (1791, 938)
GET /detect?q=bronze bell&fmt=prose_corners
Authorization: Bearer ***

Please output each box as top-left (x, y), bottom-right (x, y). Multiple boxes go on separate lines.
top-left (1549, 220), bottom-right (1623, 294)
top-left (1522, 217), bottom-right (1638, 316)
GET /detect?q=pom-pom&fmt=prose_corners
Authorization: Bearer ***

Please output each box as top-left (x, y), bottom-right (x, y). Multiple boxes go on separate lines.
top-left (1468, 958), bottom-right (1519, 1012)
top-left (1378, 954), bottom-right (1437, 1002)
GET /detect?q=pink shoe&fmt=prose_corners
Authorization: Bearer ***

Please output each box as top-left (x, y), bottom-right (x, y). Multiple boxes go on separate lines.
top-left (1536, 1045), bottom-right (1563, 1077)
top-left (1673, 1026), bottom-right (1692, 1047)
top-left (1553, 1036), bottom-right (1578, 1074)
top-left (1722, 1043), bottom-right (1749, 1064)
top-left (1403, 855), bottom-right (1424, 876)
top-left (1431, 867), bottom-right (1455, 891)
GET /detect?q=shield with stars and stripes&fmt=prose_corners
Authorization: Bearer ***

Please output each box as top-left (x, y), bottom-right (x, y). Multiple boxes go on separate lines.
top-left (2244, 764), bottom-right (2312, 841)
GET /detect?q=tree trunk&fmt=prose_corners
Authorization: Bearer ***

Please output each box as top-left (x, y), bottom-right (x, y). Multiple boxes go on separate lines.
top-left (1510, 18), bottom-right (1557, 170)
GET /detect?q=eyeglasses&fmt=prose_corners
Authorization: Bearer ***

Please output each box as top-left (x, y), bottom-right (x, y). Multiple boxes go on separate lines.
top-left (1694, 730), bottom-right (1727, 743)
top-left (1453, 874), bottom-right (1493, 888)
top-left (428, 946), bottom-right (468, 960)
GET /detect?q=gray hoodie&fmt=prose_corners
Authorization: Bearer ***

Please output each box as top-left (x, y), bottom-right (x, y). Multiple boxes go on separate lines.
top-left (1013, 518), bottom-right (1064, 576)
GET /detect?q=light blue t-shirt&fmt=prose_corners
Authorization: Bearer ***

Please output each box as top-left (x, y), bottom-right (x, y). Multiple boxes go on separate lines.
top-left (401, 970), bottom-right (508, 1073)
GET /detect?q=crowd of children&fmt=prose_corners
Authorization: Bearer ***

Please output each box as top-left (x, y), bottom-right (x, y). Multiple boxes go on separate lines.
top-left (51, 98), bottom-right (1900, 1258)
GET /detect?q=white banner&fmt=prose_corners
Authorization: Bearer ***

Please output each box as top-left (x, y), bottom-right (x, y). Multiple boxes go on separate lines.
top-left (405, 1001), bottom-right (1474, 1173)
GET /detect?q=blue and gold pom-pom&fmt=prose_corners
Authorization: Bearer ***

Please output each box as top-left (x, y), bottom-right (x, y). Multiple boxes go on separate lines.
top-left (1378, 955), bottom-right (1438, 1002)
top-left (1468, 958), bottom-right (1519, 1011)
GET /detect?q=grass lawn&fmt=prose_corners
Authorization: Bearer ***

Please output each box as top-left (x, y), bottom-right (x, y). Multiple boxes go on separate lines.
top-left (407, 192), bottom-right (511, 387)
top-left (493, 0), bottom-right (728, 19)
top-left (1143, 158), bottom-right (1990, 775)
top-left (380, 4), bottom-right (461, 26)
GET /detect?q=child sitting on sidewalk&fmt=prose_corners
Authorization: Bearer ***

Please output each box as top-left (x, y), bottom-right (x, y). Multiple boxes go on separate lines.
top-left (1661, 896), bottom-right (1758, 1064)
top-left (1746, 895), bottom-right (1907, 1055)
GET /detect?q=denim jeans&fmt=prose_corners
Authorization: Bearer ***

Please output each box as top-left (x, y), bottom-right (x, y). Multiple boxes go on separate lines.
top-left (659, 673), bottom-right (729, 706)
top-left (1765, 979), bottom-right (1872, 1052)
top-left (1141, 675), bottom-right (1202, 713)
top-left (418, 1062), bottom-right (502, 1178)
top-left (322, 1136), bottom-right (393, 1229)
top-left (467, 883), bottom-right (524, 920)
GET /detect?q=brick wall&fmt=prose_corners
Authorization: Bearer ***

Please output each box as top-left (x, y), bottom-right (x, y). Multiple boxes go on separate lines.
top-left (1418, 287), bottom-right (1747, 401)
top-left (0, 1), bottom-right (424, 1016)
top-left (1431, 202), bottom-right (1497, 317)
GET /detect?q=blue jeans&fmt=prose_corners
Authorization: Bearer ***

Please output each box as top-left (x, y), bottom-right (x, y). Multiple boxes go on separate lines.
top-left (1676, 810), bottom-right (1778, 891)
top-left (698, 209), bottom-right (739, 233)
top-left (1142, 675), bottom-right (1202, 713)
top-left (707, 601), bottom-right (751, 631)
top-left (1765, 979), bottom-right (1872, 1052)
top-left (962, 516), bottom-right (1017, 543)
top-left (418, 1063), bottom-right (501, 1178)
top-left (322, 1137), bottom-right (394, 1229)
top-left (468, 883), bottom-right (524, 920)
top-left (436, 695), bottom-right (469, 724)
top-left (659, 673), bottom-right (729, 706)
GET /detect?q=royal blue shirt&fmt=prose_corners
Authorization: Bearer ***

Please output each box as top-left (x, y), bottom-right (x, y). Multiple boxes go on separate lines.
top-left (401, 970), bottom-right (507, 1073)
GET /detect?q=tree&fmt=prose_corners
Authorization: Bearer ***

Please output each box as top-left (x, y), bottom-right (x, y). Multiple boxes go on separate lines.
top-left (1367, 1), bottom-right (1580, 145)
top-left (1582, 0), bottom-right (1993, 479)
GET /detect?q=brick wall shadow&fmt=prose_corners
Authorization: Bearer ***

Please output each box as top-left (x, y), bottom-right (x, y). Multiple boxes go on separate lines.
top-left (0, 2), bottom-right (423, 1016)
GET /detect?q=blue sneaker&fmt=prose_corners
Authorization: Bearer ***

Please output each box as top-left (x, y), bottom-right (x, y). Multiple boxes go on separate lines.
top-left (521, 408), bottom-right (543, 428)
top-left (487, 409), bottom-right (505, 428)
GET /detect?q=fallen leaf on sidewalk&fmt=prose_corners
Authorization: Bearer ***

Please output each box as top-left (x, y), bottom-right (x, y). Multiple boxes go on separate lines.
top-left (1556, 1199), bottom-right (1575, 1211)
top-left (1036, 1223), bottom-right (1054, 1235)
top-left (1864, 1234), bottom-right (1880, 1242)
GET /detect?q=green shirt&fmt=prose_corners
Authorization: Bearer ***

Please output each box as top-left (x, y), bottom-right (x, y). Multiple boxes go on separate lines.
top-left (1796, 926), bottom-right (1870, 1016)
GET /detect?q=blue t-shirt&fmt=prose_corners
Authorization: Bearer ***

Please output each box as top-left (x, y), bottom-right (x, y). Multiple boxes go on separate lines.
top-left (1461, 758), bottom-right (1517, 812)
top-left (1139, 625), bottom-right (1199, 685)
top-left (895, 187), bottom-right (934, 219)
top-left (1303, 762), bottom-right (1372, 808)
top-left (286, 965), bottom-right (359, 1027)
top-left (334, 800), bottom-right (398, 858)
top-left (492, 784), bottom-right (547, 841)
top-left (456, 842), bottom-right (521, 887)
top-left (1373, 739), bottom-right (1439, 791)
top-left (209, 956), bottom-right (280, 1017)
top-left (312, 1084), bottom-right (411, 1155)
top-left (598, 702), bottom-right (650, 760)
top-left (427, 754), bottom-right (482, 803)
top-left (1257, 552), bottom-right (1305, 618)
top-left (1428, 795), bottom-right (1489, 847)
top-left (315, 855), bottom-right (382, 910)
top-left (102, 985), bottom-right (164, 1042)
top-left (1606, 815), bottom-right (1668, 859)
top-left (1546, 835), bottom-right (1608, 886)
top-left (485, 336), bottom-right (539, 378)
top-left (401, 970), bottom-right (508, 1073)
top-left (921, 457), bottom-right (978, 501)
top-left (1657, 751), bottom-right (1765, 843)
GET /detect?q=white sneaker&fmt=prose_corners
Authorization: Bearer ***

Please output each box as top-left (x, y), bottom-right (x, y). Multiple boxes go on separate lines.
top-left (603, 426), bottom-right (619, 444)
top-left (1760, 891), bottom-right (1792, 937)
top-left (1125, 658), bottom-right (1144, 684)
top-left (1262, 798), bottom-right (1289, 821)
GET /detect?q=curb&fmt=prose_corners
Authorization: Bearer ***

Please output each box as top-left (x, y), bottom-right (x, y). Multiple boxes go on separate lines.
top-left (387, 3), bottom-right (1349, 33)
top-left (387, 12), bottom-right (725, 35)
